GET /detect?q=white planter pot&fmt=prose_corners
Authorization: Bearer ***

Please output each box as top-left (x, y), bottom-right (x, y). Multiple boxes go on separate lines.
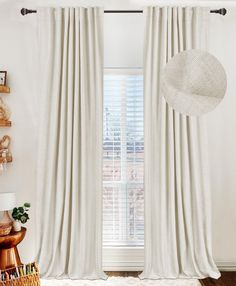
top-left (13, 221), bottom-right (21, 232)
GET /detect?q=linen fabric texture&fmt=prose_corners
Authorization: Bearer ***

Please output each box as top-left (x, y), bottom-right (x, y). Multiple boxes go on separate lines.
top-left (161, 49), bottom-right (227, 116)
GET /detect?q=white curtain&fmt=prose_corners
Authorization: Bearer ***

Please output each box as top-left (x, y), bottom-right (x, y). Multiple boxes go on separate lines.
top-left (140, 7), bottom-right (220, 279)
top-left (36, 7), bottom-right (107, 279)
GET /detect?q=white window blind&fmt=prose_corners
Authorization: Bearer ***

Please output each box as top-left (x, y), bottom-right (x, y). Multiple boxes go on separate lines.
top-left (103, 70), bottom-right (144, 247)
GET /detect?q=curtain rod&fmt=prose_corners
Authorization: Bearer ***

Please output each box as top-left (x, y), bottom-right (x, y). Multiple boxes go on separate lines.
top-left (21, 8), bottom-right (227, 16)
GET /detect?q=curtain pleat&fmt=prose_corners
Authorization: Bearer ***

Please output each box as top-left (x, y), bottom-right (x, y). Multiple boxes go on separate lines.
top-left (36, 7), bottom-right (107, 279)
top-left (140, 7), bottom-right (220, 279)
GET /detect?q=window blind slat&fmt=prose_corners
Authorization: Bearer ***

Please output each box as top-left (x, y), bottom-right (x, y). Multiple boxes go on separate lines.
top-left (103, 72), bottom-right (144, 247)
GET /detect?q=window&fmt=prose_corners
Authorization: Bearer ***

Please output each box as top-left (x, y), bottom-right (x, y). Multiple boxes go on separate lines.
top-left (103, 69), bottom-right (144, 247)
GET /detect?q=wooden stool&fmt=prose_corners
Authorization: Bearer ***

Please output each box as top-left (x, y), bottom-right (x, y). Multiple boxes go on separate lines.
top-left (0, 227), bottom-right (26, 270)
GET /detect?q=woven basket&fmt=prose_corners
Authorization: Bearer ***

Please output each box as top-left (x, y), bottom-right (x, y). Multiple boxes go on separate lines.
top-left (0, 263), bottom-right (40, 286)
top-left (0, 222), bottom-right (12, 236)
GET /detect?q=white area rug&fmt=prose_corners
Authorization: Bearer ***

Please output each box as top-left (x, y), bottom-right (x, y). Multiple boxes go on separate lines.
top-left (41, 277), bottom-right (201, 286)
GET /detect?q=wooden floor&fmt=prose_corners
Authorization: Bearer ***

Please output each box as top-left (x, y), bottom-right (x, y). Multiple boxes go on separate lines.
top-left (200, 272), bottom-right (236, 286)
top-left (106, 271), bottom-right (141, 277)
top-left (106, 272), bottom-right (236, 286)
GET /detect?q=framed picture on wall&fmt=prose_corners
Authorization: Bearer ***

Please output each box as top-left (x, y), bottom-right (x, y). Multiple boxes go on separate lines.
top-left (0, 71), bottom-right (7, 86)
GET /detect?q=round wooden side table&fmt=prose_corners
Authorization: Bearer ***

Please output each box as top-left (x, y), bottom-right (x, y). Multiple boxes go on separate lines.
top-left (0, 227), bottom-right (26, 270)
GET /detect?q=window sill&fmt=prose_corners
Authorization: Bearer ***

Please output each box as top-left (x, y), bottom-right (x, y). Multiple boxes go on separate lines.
top-left (103, 247), bottom-right (144, 271)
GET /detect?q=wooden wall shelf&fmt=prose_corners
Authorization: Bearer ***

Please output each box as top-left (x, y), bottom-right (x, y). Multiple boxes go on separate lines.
top-left (0, 86), bottom-right (10, 93)
top-left (0, 156), bottom-right (12, 163)
top-left (0, 120), bottom-right (11, 127)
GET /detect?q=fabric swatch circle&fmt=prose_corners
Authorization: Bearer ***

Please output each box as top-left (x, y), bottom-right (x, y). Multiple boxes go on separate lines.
top-left (161, 49), bottom-right (227, 116)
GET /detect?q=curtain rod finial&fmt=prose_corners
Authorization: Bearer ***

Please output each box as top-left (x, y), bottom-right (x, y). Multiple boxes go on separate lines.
top-left (210, 8), bottom-right (227, 16)
top-left (21, 8), bottom-right (37, 16)
top-left (21, 8), bottom-right (27, 16)
top-left (221, 8), bottom-right (227, 16)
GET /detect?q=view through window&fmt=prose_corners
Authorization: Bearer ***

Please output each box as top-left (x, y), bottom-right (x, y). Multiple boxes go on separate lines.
top-left (103, 70), bottom-right (144, 247)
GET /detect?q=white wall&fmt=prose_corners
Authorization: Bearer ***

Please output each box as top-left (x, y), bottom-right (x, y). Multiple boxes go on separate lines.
top-left (206, 8), bottom-right (236, 268)
top-left (0, 2), bottom-right (38, 262)
top-left (0, 0), bottom-right (235, 269)
top-left (104, 13), bottom-right (144, 68)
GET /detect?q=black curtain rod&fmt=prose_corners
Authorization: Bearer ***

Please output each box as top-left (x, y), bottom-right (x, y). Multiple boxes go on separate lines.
top-left (21, 8), bottom-right (227, 16)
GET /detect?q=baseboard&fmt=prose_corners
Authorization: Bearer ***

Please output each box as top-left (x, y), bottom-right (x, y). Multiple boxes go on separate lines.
top-left (104, 264), bottom-right (236, 272)
top-left (104, 263), bottom-right (236, 272)
top-left (103, 248), bottom-right (236, 272)
top-left (216, 261), bottom-right (236, 271)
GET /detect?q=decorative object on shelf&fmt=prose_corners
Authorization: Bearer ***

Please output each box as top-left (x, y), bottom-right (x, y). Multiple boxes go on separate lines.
top-left (0, 135), bottom-right (10, 150)
top-left (0, 72), bottom-right (7, 86)
top-left (0, 227), bottom-right (26, 270)
top-left (0, 98), bottom-right (11, 127)
top-left (0, 71), bottom-right (11, 170)
top-left (0, 262), bottom-right (40, 286)
top-left (12, 203), bottom-right (31, 232)
top-left (0, 71), bottom-right (10, 93)
top-left (0, 193), bottom-right (16, 236)
top-left (0, 135), bottom-right (12, 172)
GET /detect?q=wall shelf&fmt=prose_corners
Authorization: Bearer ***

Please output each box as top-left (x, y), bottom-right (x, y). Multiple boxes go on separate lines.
top-left (0, 86), bottom-right (10, 93)
top-left (0, 120), bottom-right (11, 127)
top-left (0, 155), bottom-right (12, 163)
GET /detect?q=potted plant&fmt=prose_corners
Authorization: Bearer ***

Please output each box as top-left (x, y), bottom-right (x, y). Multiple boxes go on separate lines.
top-left (12, 203), bottom-right (31, 232)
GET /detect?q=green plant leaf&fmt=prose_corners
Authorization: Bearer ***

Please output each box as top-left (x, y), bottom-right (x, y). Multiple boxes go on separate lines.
top-left (24, 203), bottom-right (31, 208)
top-left (11, 204), bottom-right (30, 223)
top-left (20, 215), bottom-right (28, 224)
top-left (18, 207), bottom-right (24, 214)
top-left (12, 213), bottom-right (17, 219)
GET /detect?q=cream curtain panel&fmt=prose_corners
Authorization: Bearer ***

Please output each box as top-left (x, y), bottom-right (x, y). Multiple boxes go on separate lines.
top-left (36, 7), bottom-right (106, 279)
top-left (140, 7), bottom-right (220, 279)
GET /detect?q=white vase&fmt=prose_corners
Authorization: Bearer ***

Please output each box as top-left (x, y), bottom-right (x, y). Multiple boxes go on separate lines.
top-left (13, 220), bottom-right (21, 232)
